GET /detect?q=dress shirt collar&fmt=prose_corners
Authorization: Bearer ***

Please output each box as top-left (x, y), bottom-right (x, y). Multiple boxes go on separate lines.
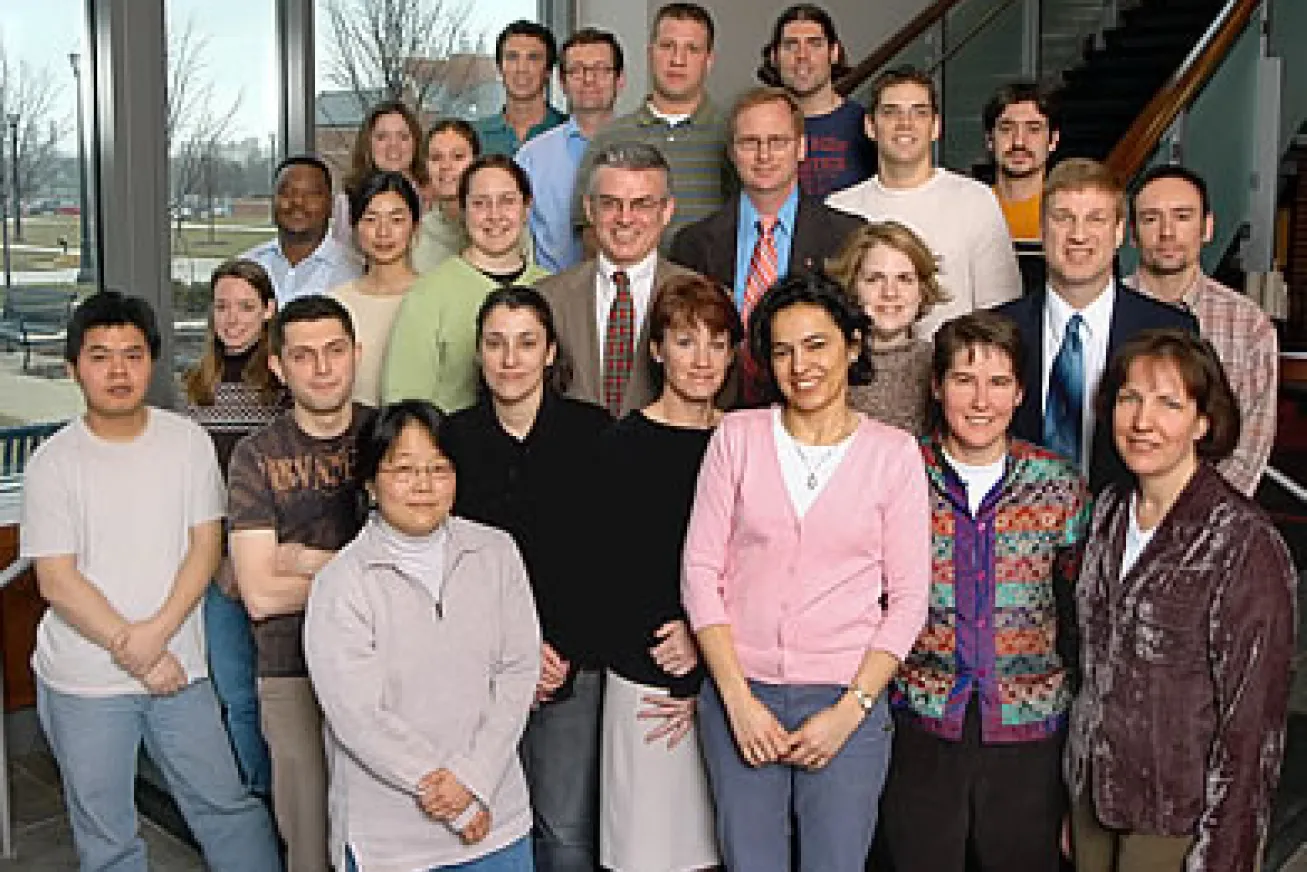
top-left (1044, 279), bottom-right (1115, 345)
top-left (597, 249), bottom-right (658, 294)
top-left (257, 232), bottom-right (350, 270)
top-left (739, 186), bottom-right (800, 236)
top-left (1123, 269), bottom-right (1206, 312)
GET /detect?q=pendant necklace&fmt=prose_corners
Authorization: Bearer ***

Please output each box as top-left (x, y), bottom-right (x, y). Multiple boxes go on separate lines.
top-left (792, 440), bottom-right (841, 490)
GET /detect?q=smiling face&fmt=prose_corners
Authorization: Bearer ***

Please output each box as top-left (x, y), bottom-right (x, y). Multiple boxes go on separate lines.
top-left (463, 166), bottom-right (530, 260)
top-left (370, 112), bottom-right (416, 174)
top-left (500, 33), bottom-right (552, 103)
top-left (356, 190), bottom-right (416, 268)
top-left (935, 343), bottom-right (1022, 465)
top-left (852, 243), bottom-right (924, 344)
top-left (731, 98), bottom-right (804, 200)
top-left (584, 166), bottom-right (674, 268)
top-left (213, 276), bottom-right (274, 355)
top-left (270, 317), bottom-right (359, 416)
top-left (648, 16), bottom-right (714, 107)
top-left (768, 302), bottom-right (857, 414)
top-left (771, 19), bottom-right (838, 100)
top-left (71, 324), bottom-right (154, 420)
top-left (1043, 185), bottom-right (1124, 301)
top-left (988, 100), bottom-right (1057, 181)
top-left (1112, 355), bottom-right (1206, 485)
top-left (427, 129), bottom-right (476, 203)
top-left (273, 162), bottom-right (332, 239)
top-left (477, 303), bottom-right (556, 408)
top-left (653, 319), bottom-right (733, 405)
top-left (868, 82), bottom-right (939, 172)
top-left (371, 422), bottom-right (457, 537)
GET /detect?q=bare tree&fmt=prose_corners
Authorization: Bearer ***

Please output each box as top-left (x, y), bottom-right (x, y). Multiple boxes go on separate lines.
top-left (0, 37), bottom-right (71, 203)
top-left (322, 0), bottom-right (483, 119)
top-left (165, 17), bottom-right (242, 252)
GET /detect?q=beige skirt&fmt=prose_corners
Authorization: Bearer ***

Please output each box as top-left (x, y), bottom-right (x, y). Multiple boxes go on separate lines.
top-left (599, 671), bottom-right (720, 872)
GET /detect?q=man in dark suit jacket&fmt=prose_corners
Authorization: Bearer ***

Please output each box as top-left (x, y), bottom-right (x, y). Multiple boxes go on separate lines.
top-left (994, 159), bottom-right (1197, 493)
top-left (669, 86), bottom-right (864, 308)
top-left (539, 140), bottom-right (699, 417)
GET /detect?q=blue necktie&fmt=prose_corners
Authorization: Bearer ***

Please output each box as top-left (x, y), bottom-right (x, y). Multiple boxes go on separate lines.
top-left (1044, 313), bottom-right (1084, 466)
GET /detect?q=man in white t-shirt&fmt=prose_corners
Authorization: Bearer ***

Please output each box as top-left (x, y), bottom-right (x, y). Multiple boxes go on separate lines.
top-left (826, 66), bottom-right (1022, 335)
top-left (21, 291), bottom-right (280, 872)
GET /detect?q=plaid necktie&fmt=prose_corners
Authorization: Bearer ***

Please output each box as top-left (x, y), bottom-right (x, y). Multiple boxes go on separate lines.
top-left (739, 219), bottom-right (779, 403)
top-left (603, 269), bottom-right (634, 416)
top-left (1043, 313), bottom-right (1085, 466)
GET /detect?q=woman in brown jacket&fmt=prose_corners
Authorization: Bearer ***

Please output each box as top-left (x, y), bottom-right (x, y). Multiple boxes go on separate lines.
top-left (1066, 329), bottom-right (1296, 871)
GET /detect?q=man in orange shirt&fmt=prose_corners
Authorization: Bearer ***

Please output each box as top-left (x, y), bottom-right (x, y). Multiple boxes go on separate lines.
top-left (984, 82), bottom-right (1060, 292)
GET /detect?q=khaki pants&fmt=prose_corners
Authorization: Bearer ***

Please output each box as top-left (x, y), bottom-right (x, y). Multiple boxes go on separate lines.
top-left (1071, 791), bottom-right (1193, 872)
top-left (259, 676), bottom-right (331, 872)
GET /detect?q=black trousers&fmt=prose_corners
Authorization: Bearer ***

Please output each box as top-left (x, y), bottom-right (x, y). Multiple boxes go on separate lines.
top-left (878, 700), bottom-right (1067, 872)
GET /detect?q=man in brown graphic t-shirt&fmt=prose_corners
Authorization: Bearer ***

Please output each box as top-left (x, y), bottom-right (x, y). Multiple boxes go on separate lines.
top-left (228, 294), bottom-right (374, 872)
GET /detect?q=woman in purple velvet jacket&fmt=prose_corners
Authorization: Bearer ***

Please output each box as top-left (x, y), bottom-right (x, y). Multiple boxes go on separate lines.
top-left (1066, 329), bottom-right (1296, 871)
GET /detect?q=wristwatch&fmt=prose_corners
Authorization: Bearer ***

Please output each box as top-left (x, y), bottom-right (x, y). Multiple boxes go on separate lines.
top-left (849, 685), bottom-right (876, 713)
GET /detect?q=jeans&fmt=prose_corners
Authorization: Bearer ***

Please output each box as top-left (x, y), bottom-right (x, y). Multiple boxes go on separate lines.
top-left (345, 836), bottom-right (534, 872)
top-left (698, 679), bottom-right (893, 872)
top-left (204, 582), bottom-right (271, 795)
top-left (518, 668), bottom-right (601, 872)
top-left (37, 678), bottom-right (282, 872)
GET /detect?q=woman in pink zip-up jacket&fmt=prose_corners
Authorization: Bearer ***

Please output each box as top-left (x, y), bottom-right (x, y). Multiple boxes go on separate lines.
top-left (682, 270), bottom-right (931, 872)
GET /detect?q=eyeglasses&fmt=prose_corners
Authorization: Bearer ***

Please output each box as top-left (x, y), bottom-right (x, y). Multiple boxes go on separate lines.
top-left (733, 134), bottom-right (798, 155)
top-left (562, 63), bottom-right (616, 80)
top-left (591, 195), bottom-right (667, 219)
top-left (378, 464), bottom-right (455, 487)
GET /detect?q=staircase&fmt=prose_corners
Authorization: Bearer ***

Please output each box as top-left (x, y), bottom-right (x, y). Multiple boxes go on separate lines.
top-left (1054, 0), bottom-right (1228, 161)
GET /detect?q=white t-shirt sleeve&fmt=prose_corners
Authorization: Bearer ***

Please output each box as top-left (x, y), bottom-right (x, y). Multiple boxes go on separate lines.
top-left (972, 187), bottom-right (1023, 308)
top-left (186, 422), bottom-right (226, 528)
top-left (20, 439), bottom-right (78, 559)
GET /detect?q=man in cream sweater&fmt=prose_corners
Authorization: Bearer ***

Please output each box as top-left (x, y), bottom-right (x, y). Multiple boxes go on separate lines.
top-left (827, 65), bottom-right (1022, 335)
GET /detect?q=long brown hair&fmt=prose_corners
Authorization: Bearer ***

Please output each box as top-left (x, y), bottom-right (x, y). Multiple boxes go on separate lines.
top-left (344, 101), bottom-right (430, 196)
top-left (183, 259), bottom-right (280, 406)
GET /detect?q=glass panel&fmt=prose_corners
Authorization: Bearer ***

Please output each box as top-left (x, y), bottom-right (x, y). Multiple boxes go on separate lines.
top-left (313, 0), bottom-right (539, 184)
top-left (1039, 0), bottom-right (1108, 84)
top-left (0, 0), bottom-right (94, 435)
top-left (939, 0), bottom-right (1026, 172)
top-left (164, 0), bottom-right (279, 382)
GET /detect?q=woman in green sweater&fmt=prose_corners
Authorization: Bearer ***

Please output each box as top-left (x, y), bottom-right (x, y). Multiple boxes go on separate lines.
top-left (382, 154), bottom-right (551, 413)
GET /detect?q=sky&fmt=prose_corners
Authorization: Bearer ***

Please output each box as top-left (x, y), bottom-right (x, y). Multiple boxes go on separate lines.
top-left (1, 0), bottom-right (534, 147)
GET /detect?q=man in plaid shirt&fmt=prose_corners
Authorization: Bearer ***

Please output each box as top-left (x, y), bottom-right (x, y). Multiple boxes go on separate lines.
top-left (1126, 164), bottom-right (1278, 496)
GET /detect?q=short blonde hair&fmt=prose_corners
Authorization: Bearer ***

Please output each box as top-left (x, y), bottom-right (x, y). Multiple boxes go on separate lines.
top-left (1043, 158), bottom-right (1126, 224)
top-left (825, 221), bottom-right (949, 321)
top-left (728, 86), bottom-right (804, 139)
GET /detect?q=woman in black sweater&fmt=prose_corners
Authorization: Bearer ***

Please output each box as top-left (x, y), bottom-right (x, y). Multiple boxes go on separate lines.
top-left (596, 274), bottom-right (742, 872)
top-left (441, 286), bottom-right (610, 872)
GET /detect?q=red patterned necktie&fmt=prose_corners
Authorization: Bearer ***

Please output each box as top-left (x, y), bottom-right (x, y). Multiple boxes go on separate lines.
top-left (603, 269), bottom-right (634, 416)
top-left (740, 219), bottom-right (779, 403)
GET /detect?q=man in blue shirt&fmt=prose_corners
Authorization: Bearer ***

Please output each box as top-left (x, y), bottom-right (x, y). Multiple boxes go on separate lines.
top-left (516, 29), bottom-right (625, 272)
top-left (472, 20), bottom-right (566, 157)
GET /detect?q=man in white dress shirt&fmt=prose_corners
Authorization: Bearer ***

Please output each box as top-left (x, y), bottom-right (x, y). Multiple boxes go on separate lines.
top-left (243, 155), bottom-right (360, 305)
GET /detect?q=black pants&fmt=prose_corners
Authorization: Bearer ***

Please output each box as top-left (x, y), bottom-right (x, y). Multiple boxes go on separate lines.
top-left (879, 701), bottom-right (1066, 872)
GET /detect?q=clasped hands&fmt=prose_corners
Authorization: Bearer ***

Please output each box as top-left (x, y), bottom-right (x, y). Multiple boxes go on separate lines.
top-left (417, 769), bottom-right (491, 845)
top-left (110, 618), bottom-right (185, 696)
top-left (724, 690), bottom-right (863, 771)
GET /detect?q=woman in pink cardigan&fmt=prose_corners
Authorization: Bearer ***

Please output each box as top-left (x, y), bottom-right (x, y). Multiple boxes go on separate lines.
top-left (682, 271), bottom-right (931, 872)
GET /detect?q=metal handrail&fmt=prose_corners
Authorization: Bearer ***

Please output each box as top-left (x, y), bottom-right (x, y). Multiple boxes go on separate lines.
top-left (1266, 466), bottom-right (1307, 510)
top-left (925, 0), bottom-right (1026, 75)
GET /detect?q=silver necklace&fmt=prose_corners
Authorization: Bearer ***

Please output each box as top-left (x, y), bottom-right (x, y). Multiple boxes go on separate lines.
top-left (792, 439), bottom-right (841, 489)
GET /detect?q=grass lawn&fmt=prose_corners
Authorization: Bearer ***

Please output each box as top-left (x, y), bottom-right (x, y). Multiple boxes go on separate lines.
top-left (3, 216), bottom-right (276, 272)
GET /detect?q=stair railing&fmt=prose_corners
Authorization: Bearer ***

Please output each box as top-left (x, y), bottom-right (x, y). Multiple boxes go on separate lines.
top-left (1104, 0), bottom-right (1262, 178)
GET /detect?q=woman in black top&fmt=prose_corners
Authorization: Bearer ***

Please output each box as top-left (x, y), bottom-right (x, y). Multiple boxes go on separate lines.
top-left (596, 275), bottom-right (742, 872)
top-left (441, 286), bottom-right (609, 872)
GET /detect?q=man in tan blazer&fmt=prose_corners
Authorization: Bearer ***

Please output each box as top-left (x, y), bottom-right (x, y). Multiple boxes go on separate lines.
top-left (539, 141), bottom-right (700, 417)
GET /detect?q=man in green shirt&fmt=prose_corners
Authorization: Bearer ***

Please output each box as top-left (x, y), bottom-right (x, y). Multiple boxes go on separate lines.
top-left (472, 20), bottom-right (567, 156)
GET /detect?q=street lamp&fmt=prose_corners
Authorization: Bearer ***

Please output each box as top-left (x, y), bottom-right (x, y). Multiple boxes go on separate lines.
top-left (8, 114), bottom-right (20, 242)
top-left (1, 120), bottom-right (11, 289)
top-left (69, 52), bottom-right (95, 285)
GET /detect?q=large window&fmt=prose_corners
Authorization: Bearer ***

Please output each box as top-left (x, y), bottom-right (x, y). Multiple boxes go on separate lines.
top-left (312, 0), bottom-right (539, 181)
top-left (165, 0), bottom-right (279, 379)
top-left (0, 0), bottom-right (97, 426)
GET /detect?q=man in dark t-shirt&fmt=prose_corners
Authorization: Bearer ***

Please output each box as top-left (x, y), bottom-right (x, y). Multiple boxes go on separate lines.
top-left (759, 4), bottom-right (876, 197)
top-left (228, 295), bottom-right (373, 872)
